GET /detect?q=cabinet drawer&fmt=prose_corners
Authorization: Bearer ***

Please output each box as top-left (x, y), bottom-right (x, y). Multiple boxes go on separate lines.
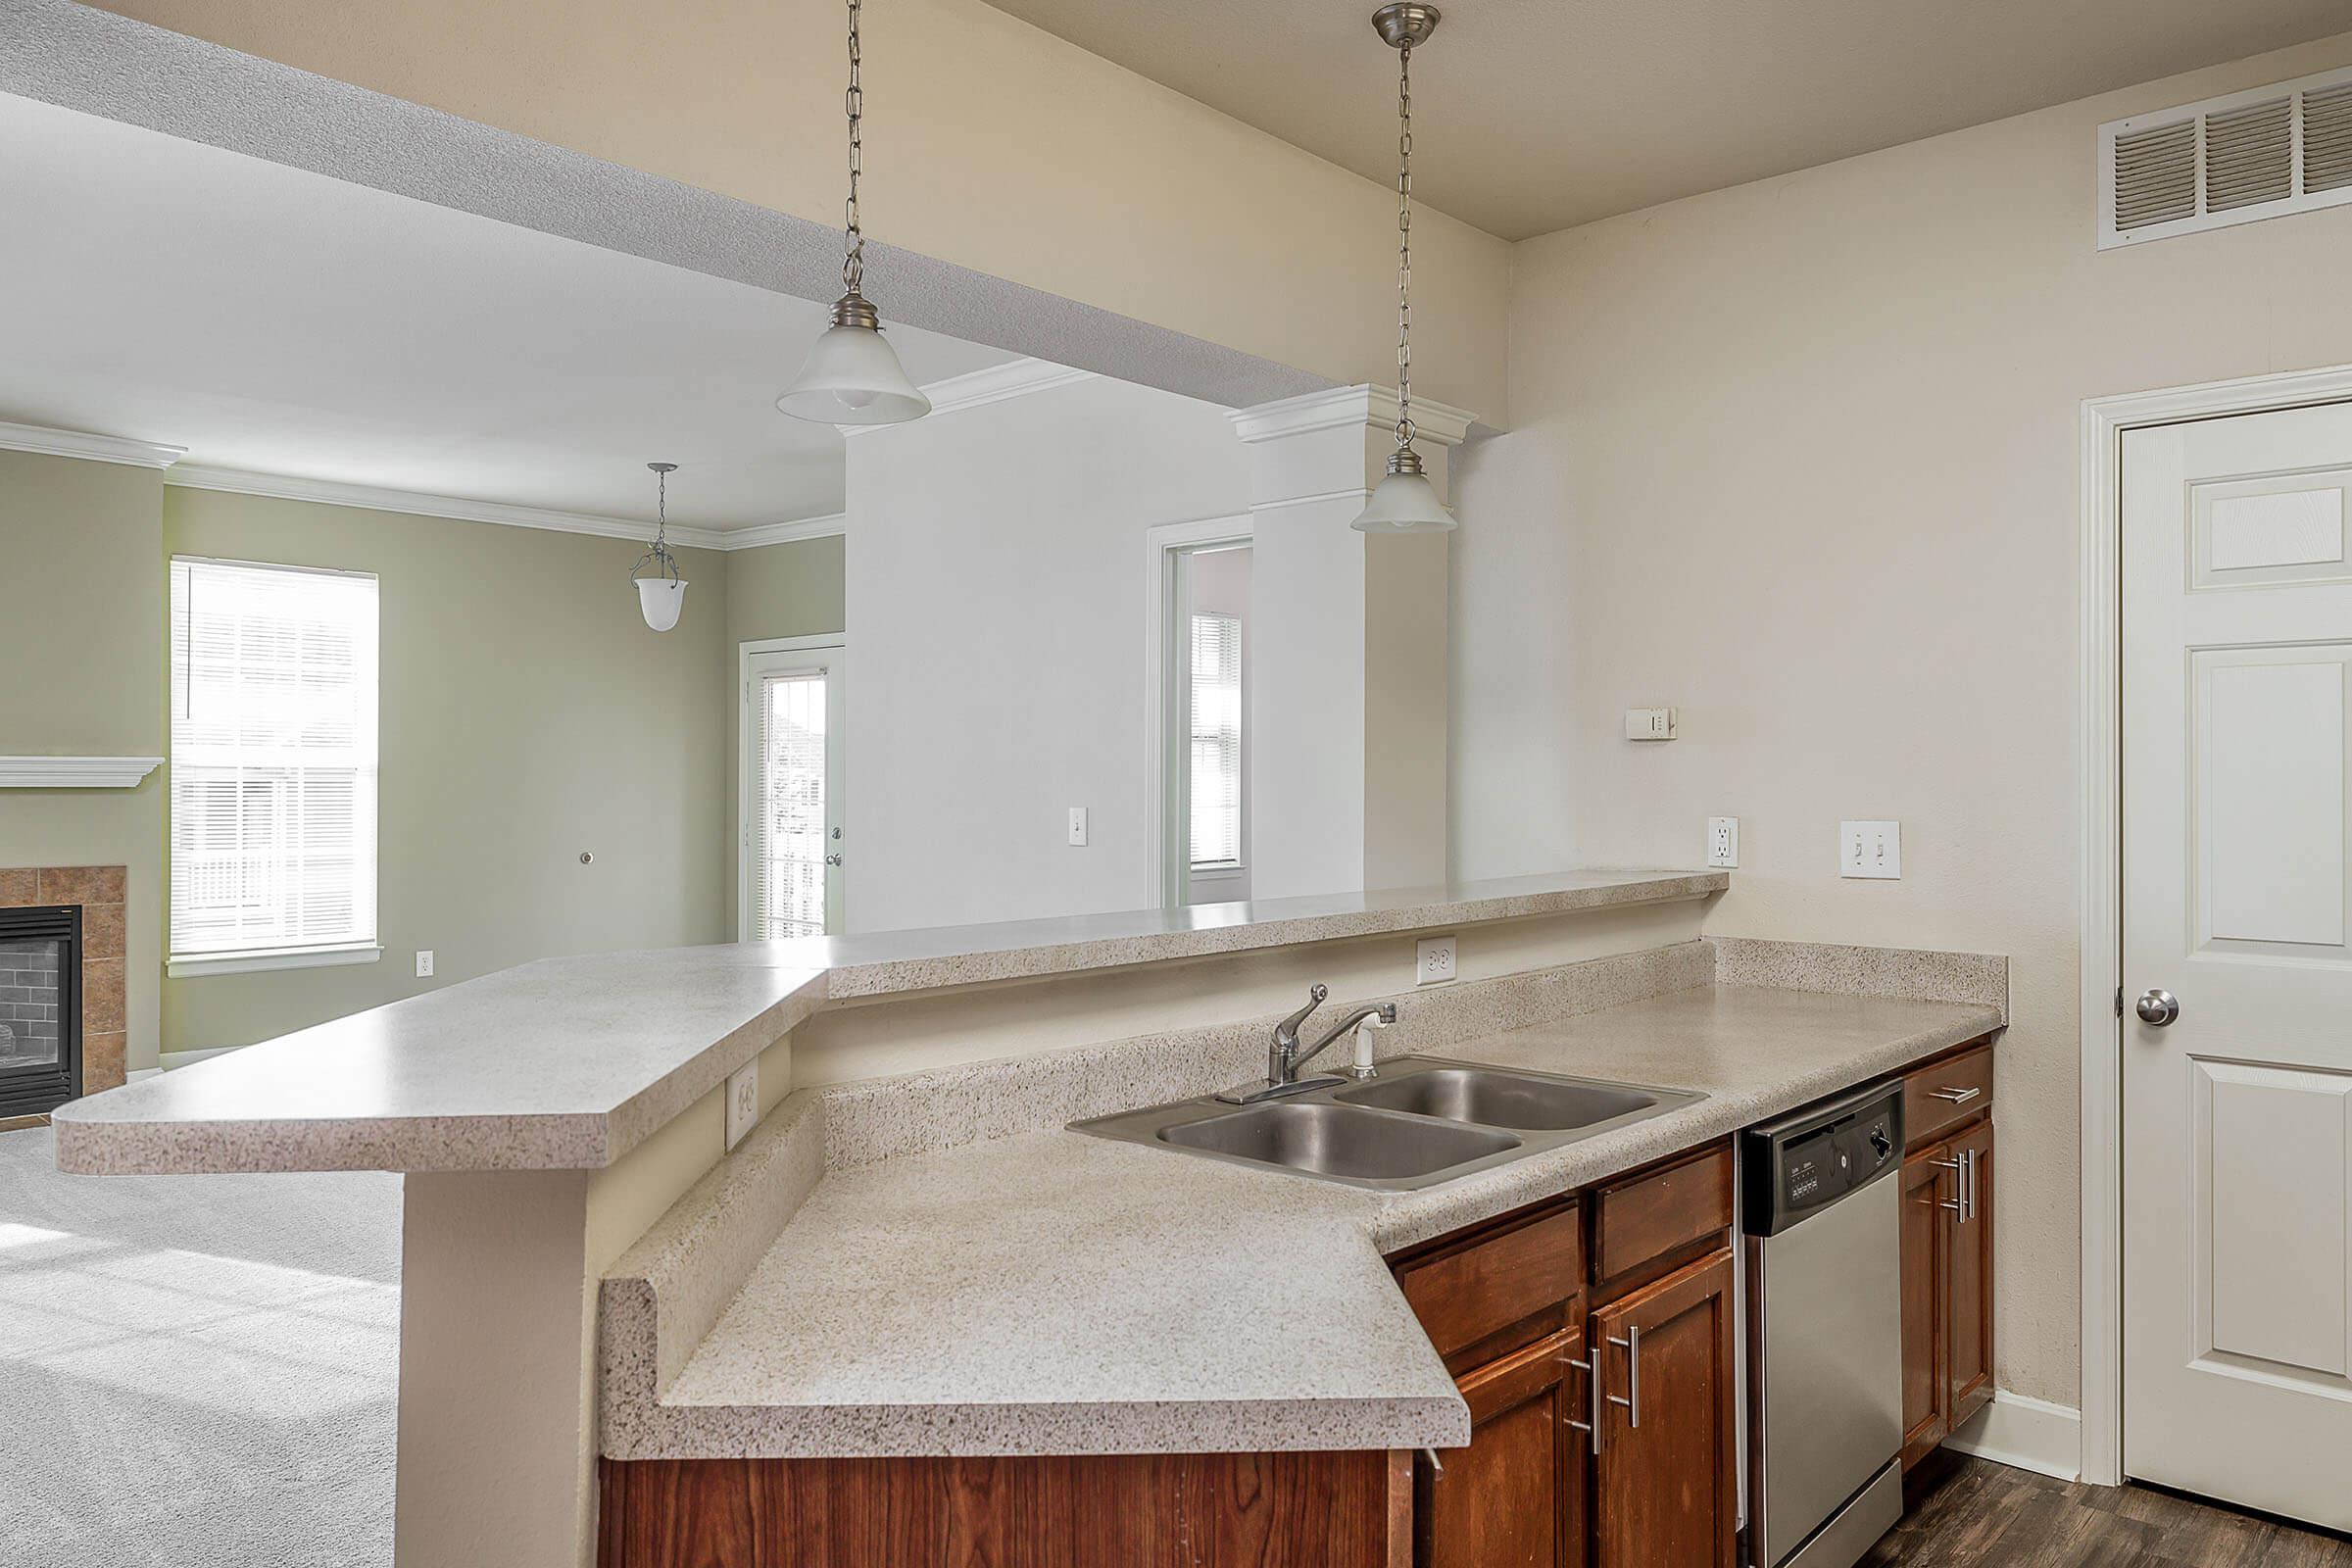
top-left (1396, 1201), bottom-right (1584, 1369)
top-left (1904, 1043), bottom-right (1993, 1151)
top-left (1592, 1142), bottom-right (1733, 1295)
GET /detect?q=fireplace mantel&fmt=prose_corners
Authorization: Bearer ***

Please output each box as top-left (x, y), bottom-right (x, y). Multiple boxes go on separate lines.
top-left (0, 757), bottom-right (163, 789)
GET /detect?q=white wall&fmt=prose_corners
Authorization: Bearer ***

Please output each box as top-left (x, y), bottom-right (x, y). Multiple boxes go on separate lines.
top-left (843, 375), bottom-right (1250, 932)
top-left (1449, 29), bottom-right (2352, 1413)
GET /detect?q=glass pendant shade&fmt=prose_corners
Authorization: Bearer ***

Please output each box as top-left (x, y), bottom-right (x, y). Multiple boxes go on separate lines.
top-left (776, 300), bottom-right (931, 426)
top-left (637, 575), bottom-right (687, 632)
top-left (1351, 452), bottom-right (1455, 533)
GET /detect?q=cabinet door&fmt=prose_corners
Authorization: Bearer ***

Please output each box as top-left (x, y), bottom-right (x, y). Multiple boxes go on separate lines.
top-left (1899, 1144), bottom-right (1951, 1467)
top-left (1418, 1327), bottom-right (1585, 1568)
top-left (1946, 1120), bottom-right (1994, 1432)
top-left (1591, 1250), bottom-right (1737, 1568)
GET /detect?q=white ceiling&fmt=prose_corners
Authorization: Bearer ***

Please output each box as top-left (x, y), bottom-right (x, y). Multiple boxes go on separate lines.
top-left (985, 0), bottom-right (2352, 240)
top-left (0, 92), bottom-right (1015, 531)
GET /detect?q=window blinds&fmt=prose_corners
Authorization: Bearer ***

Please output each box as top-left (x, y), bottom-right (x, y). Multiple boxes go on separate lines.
top-left (170, 558), bottom-right (379, 958)
top-left (754, 669), bottom-right (829, 939)
top-left (1188, 612), bottom-right (1243, 868)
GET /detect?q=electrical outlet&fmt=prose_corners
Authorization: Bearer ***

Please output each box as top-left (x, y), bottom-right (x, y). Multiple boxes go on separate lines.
top-left (1416, 935), bottom-right (1458, 987)
top-left (725, 1059), bottom-right (759, 1152)
top-left (415, 950), bottom-right (435, 979)
top-left (1706, 816), bottom-right (1740, 869)
top-left (1839, 820), bottom-right (1902, 880)
top-left (1067, 807), bottom-right (1089, 847)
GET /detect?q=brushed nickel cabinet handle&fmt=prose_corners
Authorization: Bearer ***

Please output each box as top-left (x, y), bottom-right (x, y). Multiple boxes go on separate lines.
top-left (1928, 1086), bottom-right (1981, 1104)
top-left (1606, 1326), bottom-right (1642, 1428)
top-left (1560, 1348), bottom-right (1600, 1450)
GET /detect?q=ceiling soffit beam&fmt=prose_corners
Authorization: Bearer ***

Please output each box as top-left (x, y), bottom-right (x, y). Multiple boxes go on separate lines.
top-left (0, 0), bottom-right (1333, 416)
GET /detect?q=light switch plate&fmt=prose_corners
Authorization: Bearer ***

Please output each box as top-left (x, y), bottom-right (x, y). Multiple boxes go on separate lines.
top-left (725, 1060), bottom-right (759, 1152)
top-left (1067, 807), bottom-right (1089, 847)
top-left (1706, 816), bottom-right (1740, 868)
top-left (1839, 820), bottom-right (1901, 879)
top-left (1416, 934), bottom-right (1458, 986)
top-left (1625, 707), bottom-right (1678, 742)
top-left (415, 950), bottom-right (434, 979)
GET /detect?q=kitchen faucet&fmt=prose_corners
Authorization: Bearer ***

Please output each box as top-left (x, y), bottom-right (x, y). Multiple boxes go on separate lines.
top-left (1216, 984), bottom-right (1398, 1104)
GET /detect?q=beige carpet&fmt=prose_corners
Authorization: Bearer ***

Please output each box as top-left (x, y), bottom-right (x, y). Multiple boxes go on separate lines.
top-left (0, 1125), bottom-right (399, 1566)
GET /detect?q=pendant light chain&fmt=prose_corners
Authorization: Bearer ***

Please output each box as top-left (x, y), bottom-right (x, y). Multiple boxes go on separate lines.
top-left (843, 0), bottom-right (865, 296)
top-left (655, 464), bottom-right (669, 555)
top-left (1394, 38), bottom-right (1415, 453)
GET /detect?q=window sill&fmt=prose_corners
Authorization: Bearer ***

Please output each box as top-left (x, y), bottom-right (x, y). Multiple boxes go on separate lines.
top-left (168, 943), bottom-right (384, 979)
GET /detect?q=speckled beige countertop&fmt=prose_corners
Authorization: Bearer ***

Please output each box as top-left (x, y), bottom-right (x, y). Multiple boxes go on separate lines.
top-left (52, 868), bottom-right (1719, 1176)
top-left (605, 982), bottom-right (2002, 1459)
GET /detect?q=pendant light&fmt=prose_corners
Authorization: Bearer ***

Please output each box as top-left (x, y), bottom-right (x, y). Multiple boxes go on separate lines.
top-left (776, 0), bottom-right (932, 426)
top-left (631, 462), bottom-right (688, 632)
top-left (1353, 3), bottom-right (1454, 534)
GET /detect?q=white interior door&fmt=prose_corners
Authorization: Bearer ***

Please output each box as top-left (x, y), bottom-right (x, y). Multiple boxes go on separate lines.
top-left (2123, 401), bottom-right (2352, 1527)
top-left (740, 643), bottom-right (843, 938)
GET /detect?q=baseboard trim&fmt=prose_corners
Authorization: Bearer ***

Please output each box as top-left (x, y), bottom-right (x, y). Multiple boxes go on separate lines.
top-left (158, 1045), bottom-right (243, 1071)
top-left (1944, 1391), bottom-right (2082, 1482)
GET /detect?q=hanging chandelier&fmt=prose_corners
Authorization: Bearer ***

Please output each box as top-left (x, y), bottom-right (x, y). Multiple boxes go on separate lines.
top-left (776, 0), bottom-right (932, 425)
top-left (1353, 3), bottom-right (1454, 533)
top-left (631, 462), bottom-right (688, 632)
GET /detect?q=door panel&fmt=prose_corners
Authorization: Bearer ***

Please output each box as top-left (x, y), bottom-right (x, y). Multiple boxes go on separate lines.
top-left (2124, 402), bottom-right (2352, 1529)
top-left (1945, 1122), bottom-right (1993, 1430)
top-left (1898, 1148), bottom-right (1948, 1466)
top-left (1418, 1327), bottom-right (1581, 1568)
top-left (1592, 1250), bottom-right (1736, 1568)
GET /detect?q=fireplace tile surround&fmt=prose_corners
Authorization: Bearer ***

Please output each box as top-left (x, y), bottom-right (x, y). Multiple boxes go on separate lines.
top-left (0, 864), bottom-right (126, 1102)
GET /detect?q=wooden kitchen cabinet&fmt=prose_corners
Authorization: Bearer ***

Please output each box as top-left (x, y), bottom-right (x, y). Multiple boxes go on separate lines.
top-left (1589, 1250), bottom-right (1739, 1568)
top-left (1417, 1326), bottom-right (1588, 1568)
top-left (1898, 1041), bottom-right (1995, 1470)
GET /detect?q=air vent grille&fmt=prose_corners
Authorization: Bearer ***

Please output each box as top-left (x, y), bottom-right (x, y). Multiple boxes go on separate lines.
top-left (2309, 81), bottom-right (2352, 194)
top-left (2099, 64), bottom-right (2352, 248)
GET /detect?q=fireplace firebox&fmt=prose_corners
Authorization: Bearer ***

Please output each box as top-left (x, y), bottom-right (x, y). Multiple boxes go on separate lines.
top-left (0, 905), bottom-right (80, 1119)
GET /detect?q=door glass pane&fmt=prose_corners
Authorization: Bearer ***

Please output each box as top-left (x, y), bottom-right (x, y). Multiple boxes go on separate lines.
top-left (759, 671), bottom-right (828, 938)
top-left (1189, 612), bottom-right (1243, 867)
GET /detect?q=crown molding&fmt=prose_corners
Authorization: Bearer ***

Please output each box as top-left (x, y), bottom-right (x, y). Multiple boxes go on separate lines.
top-left (840, 357), bottom-right (1097, 437)
top-left (164, 465), bottom-right (763, 550)
top-left (0, 419), bottom-right (185, 470)
top-left (1227, 385), bottom-right (1477, 448)
top-left (0, 756), bottom-right (164, 789)
top-left (723, 513), bottom-right (848, 549)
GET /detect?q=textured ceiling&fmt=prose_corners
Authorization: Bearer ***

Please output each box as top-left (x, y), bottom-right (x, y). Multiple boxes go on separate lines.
top-left (985, 0), bottom-right (2352, 239)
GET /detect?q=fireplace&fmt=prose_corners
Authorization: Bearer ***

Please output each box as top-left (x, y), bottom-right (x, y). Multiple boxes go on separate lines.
top-left (0, 905), bottom-right (79, 1119)
top-left (0, 865), bottom-right (126, 1115)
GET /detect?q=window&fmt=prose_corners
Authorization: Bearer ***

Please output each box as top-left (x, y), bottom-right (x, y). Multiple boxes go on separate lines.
top-left (169, 558), bottom-right (380, 974)
top-left (1188, 612), bottom-right (1243, 869)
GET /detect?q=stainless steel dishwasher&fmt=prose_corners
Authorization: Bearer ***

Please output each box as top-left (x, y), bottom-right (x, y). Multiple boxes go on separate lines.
top-left (1742, 1080), bottom-right (1906, 1568)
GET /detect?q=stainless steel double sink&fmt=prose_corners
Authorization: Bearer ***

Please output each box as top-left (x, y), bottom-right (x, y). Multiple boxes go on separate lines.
top-left (1070, 1055), bottom-right (1703, 1191)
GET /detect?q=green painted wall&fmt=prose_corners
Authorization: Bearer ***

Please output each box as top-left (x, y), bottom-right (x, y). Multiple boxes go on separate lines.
top-left (720, 534), bottom-right (846, 936)
top-left (0, 452), bottom-right (168, 1069)
top-left (161, 487), bottom-right (735, 1054)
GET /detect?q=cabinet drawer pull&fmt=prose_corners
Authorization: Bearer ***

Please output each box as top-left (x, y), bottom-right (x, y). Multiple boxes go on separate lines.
top-left (1605, 1326), bottom-right (1642, 1428)
top-left (1422, 1446), bottom-right (1445, 1475)
top-left (1928, 1086), bottom-right (1981, 1104)
top-left (1560, 1348), bottom-right (1600, 1450)
top-left (1936, 1150), bottom-right (1978, 1223)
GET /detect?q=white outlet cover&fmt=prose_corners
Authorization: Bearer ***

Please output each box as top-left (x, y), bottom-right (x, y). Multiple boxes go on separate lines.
top-left (1706, 816), bottom-right (1740, 869)
top-left (415, 950), bottom-right (434, 978)
top-left (725, 1060), bottom-right (759, 1152)
top-left (1416, 934), bottom-right (1459, 986)
top-left (1839, 820), bottom-right (1902, 880)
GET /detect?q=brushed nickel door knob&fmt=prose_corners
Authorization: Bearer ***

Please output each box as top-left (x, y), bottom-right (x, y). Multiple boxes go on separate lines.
top-left (2136, 988), bottom-right (2180, 1026)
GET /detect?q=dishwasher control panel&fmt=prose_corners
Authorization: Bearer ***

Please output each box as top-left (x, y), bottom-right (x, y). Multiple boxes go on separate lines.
top-left (1741, 1079), bottom-right (1905, 1236)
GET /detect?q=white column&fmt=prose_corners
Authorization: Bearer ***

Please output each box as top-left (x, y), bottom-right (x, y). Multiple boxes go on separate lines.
top-left (395, 1171), bottom-right (596, 1568)
top-left (1230, 387), bottom-right (1474, 901)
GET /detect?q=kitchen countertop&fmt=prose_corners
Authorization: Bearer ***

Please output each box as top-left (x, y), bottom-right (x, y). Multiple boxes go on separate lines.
top-left (52, 867), bottom-right (1722, 1176)
top-left (603, 982), bottom-right (2002, 1460)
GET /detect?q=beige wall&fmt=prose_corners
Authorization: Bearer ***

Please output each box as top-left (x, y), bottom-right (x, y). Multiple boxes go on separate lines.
top-left (93, 0), bottom-right (1512, 422)
top-left (163, 488), bottom-right (732, 1053)
top-left (1451, 29), bottom-right (2352, 1411)
top-left (720, 534), bottom-right (846, 935)
top-left (0, 451), bottom-right (167, 1069)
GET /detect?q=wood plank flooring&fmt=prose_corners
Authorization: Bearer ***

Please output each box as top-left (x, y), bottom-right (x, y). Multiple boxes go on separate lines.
top-left (1865, 1455), bottom-right (2352, 1567)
